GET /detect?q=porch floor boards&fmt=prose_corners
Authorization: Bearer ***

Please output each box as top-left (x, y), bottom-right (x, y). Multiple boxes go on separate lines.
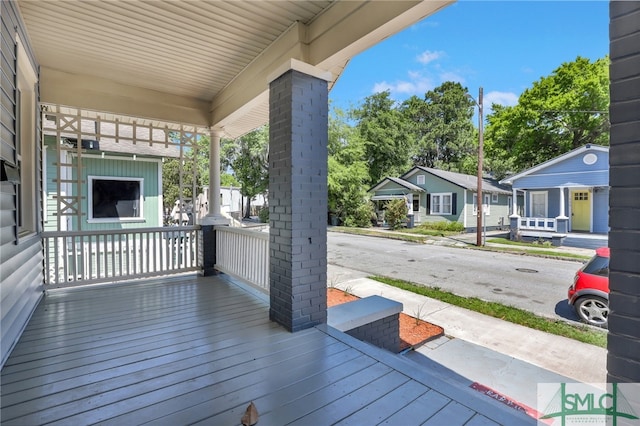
top-left (1, 274), bottom-right (529, 425)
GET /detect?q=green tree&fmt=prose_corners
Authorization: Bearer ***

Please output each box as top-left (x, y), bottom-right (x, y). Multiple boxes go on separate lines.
top-left (351, 91), bottom-right (415, 185)
top-left (485, 56), bottom-right (609, 176)
top-left (401, 82), bottom-right (476, 173)
top-left (229, 126), bottom-right (269, 218)
top-left (328, 108), bottom-right (373, 227)
top-left (162, 133), bottom-right (210, 213)
top-left (220, 172), bottom-right (239, 187)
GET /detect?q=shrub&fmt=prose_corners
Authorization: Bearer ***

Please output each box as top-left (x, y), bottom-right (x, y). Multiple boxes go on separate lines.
top-left (385, 199), bottom-right (408, 230)
top-left (417, 221), bottom-right (465, 232)
top-left (258, 206), bottom-right (269, 223)
top-left (342, 202), bottom-right (374, 228)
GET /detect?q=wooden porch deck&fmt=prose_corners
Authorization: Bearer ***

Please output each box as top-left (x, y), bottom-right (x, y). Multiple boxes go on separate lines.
top-left (1, 274), bottom-right (531, 425)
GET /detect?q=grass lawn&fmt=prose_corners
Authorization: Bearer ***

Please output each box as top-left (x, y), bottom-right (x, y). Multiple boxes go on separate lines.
top-left (371, 275), bottom-right (607, 348)
top-left (329, 226), bottom-right (428, 243)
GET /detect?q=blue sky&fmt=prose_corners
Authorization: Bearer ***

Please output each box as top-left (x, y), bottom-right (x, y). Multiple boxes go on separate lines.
top-left (329, 1), bottom-right (609, 115)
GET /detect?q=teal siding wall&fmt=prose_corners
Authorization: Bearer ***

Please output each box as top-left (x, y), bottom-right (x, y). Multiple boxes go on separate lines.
top-left (466, 192), bottom-right (511, 229)
top-left (417, 177), bottom-right (464, 226)
top-left (44, 137), bottom-right (162, 231)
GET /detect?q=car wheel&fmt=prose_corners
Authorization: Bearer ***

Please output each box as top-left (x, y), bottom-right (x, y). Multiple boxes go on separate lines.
top-left (575, 296), bottom-right (609, 327)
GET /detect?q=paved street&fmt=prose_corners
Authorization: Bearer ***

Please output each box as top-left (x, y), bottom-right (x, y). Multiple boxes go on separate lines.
top-left (327, 232), bottom-right (583, 324)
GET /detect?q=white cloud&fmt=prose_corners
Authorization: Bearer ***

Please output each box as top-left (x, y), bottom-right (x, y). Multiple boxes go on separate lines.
top-left (372, 71), bottom-right (434, 97)
top-left (439, 71), bottom-right (466, 84)
top-left (416, 50), bottom-right (444, 65)
top-left (484, 91), bottom-right (519, 108)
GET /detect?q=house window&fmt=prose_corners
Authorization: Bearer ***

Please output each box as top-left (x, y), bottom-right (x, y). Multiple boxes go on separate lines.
top-left (574, 191), bottom-right (589, 201)
top-left (412, 198), bottom-right (420, 212)
top-left (530, 191), bottom-right (548, 218)
top-left (88, 176), bottom-right (144, 221)
top-left (430, 193), bottom-right (452, 215)
top-left (492, 193), bottom-right (499, 203)
top-left (473, 194), bottom-right (491, 215)
top-left (15, 36), bottom-right (38, 238)
top-left (417, 174), bottom-right (425, 185)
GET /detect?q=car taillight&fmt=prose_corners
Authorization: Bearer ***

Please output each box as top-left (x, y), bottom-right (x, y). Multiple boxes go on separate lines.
top-left (571, 274), bottom-right (580, 289)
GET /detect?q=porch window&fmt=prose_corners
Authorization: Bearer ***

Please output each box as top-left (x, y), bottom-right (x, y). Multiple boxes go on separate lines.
top-left (88, 176), bottom-right (144, 221)
top-left (430, 193), bottom-right (452, 215)
top-left (530, 191), bottom-right (548, 217)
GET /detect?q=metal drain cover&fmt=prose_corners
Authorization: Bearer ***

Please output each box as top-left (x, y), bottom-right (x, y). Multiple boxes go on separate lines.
top-left (516, 268), bottom-right (538, 273)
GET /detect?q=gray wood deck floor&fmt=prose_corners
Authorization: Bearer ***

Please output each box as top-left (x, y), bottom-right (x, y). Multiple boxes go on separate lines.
top-left (1, 274), bottom-right (532, 425)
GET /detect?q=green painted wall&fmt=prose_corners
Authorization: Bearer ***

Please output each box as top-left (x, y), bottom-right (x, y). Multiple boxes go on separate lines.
top-left (44, 137), bottom-right (162, 231)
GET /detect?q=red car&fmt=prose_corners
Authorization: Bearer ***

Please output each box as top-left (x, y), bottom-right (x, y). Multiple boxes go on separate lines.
top-left (568, 247), bottom-right (609, 327)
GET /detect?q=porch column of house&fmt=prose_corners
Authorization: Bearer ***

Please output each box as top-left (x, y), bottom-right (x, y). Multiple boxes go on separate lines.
top-left (267, 59), bottom-right (331, 332)
top-left (509, 187), bottom-right (520, 241)
top-left (200, 128), bottom-right (228, 276)
top-left (555, 186), bottom-right (568, 233)
top-left (608, 1), bottom-right (640, 386)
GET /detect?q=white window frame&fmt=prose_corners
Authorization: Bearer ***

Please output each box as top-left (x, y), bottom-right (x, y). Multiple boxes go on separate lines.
top-left (492, 193), bottom-right (499, 203)
top-left (88, 176), bottom-right (144, 223)
top-left (430, 192), bottom-right (452, 215)
top-left (15, 35), bottom-right (39, 239)
top-left (530, 191), bottom-right (548, 218)
top-left (473, 194), bottom-right (491, 215)
top-left (417, 174), bottom-right (425, 185)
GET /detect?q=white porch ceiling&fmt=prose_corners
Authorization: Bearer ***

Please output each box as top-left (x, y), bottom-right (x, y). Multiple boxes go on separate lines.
top-left (17, 0), bottom-right (453, 139)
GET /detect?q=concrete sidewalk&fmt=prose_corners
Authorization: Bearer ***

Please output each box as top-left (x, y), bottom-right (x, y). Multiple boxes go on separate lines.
top-left (327, 264), bottom-right (608, 411)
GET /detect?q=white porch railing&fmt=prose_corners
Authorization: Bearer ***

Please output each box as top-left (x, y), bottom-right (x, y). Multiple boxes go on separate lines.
top-left (519, 217), bottom-right (557, 232)
top-left (215, 225), bottom-right (269, 293)
top-left (43, 226), bottom-right (201, 287)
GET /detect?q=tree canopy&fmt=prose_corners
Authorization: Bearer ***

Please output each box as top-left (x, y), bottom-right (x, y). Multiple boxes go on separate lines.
top-left (351, 91), bottom-right (415, 186)
top-left (401, 82), bottom-right (476, 173)
top-left (485, 56), bottom-right (609, 176)
top-left (328, 108), bottom-right (372, 226)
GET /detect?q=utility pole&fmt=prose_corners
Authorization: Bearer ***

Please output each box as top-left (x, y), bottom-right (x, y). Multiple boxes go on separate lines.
top-left (476, 87), bottom-right (484, 247)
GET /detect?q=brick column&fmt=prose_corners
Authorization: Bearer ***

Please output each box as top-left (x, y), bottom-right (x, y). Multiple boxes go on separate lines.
top-left (608, 2), bottom-right (640, 384)
top-left (268, 60), bottom-right (331, 332)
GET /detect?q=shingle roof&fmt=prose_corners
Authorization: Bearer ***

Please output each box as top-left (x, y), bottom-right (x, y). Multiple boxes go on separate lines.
top-left (407, 166), bottom-right (511, 194)
top-left (369, 176), bottom-right (425, 193)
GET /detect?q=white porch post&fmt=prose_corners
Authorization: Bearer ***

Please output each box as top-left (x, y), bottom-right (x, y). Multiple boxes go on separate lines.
top-left (555, 186), bottom-right (569, 234)
top-left (557, 187), bottom-right (567, 218)
top-left (201, 128), bottom-right (228, 225)
top-left (510, 187), bottom-right (518, 218)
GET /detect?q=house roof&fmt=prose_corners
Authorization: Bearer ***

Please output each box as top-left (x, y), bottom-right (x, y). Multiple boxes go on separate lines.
top-left (500, 144), bottom-right (610, 185)
top-left (369, 176), bottom-right (425, 193)
top-left (18, 1), bottom-right (454, 138)
top-left (404, 166), bottom-right (512, 194)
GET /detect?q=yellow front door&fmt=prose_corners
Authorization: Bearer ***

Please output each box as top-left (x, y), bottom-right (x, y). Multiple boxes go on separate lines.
top-left (571, 190), bottom-right (591, 231)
